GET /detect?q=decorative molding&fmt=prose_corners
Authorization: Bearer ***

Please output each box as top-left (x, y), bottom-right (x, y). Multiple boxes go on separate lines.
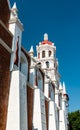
top-left (0, 20), bottom-right (13, 36)
top-left (0, 38), bottom-right (13, 53)
top-left (9, 18), bottom-right (24, 31)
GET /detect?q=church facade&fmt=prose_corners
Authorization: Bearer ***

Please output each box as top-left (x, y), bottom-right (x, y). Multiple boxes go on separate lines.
top-left (0, 0), bottom-right (69, 130)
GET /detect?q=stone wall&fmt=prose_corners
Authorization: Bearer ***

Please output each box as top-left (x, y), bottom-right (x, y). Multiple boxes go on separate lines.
top-left (0, 10), bottom-right (12, 129)
top-left (0, 44), bottom-right (11, 130)
top-left (0, 0), bottom-right (10, 28)
top-left (0, 22), bottom-right (12, 48)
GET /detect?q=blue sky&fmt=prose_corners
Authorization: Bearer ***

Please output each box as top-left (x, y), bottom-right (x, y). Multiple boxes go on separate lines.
top-left (10, 0), bottom-right (80, 112)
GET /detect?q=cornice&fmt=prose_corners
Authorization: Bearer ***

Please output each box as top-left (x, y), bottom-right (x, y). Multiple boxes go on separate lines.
top-left (9, 18), bottom-right (24, 31)
top-left (0, 20), bottom-right (13, 37)
top-left (0, 38), bottom-right (13, 53)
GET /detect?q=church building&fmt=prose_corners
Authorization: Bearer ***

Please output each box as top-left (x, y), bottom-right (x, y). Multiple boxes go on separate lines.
top-left (0, 0), bottom-right (69, 130)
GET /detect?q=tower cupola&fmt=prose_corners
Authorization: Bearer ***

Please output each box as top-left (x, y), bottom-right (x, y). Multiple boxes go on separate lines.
top-left (36, 34), bottom-right (60, 85)
top-left (41, 33), bottom-right (52, 45)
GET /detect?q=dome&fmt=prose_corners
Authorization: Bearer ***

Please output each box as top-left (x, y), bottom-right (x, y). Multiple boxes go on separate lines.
top-left (41, 33), bottom-right (52, 45)
top-left (41, 40), bottom-right (52, 45)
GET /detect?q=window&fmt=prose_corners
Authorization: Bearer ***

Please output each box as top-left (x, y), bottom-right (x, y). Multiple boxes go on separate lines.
top-left (54, 63), bottom-right (55, 68)
top-left (42, 51), bottom-right (45, 58)
top-left (49, 84), bottom-right (55, 100)
top-left (46, 61), bottom-right (49, 68)
top-left (49, 50), bottom-right (51, 57)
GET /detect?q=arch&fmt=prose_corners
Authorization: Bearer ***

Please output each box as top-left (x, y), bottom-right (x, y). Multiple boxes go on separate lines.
top-left (59, 93), bottom-right (62, 108)
top-left (42, 50), bottom-right (45, 58)
top-left (46, 61), bottom-right (49, 68)
top-left (49, 84), bottom-right (55, 101)
top-left (49, 50), bottom-right (52, 57)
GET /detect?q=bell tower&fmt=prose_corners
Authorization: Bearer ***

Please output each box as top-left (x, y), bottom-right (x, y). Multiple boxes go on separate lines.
top-left (36, 33), bottom-right (60, 87)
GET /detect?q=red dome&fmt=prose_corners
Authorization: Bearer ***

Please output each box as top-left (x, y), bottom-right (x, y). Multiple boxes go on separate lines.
top-left (41, 40), bottom-right (52, 45)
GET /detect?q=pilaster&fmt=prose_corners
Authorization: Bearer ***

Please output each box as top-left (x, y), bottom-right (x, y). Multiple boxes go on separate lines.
top-left (48, 100), bottom-right (57, 130)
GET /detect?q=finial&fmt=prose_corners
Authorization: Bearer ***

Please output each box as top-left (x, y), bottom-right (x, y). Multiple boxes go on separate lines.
top-left (44, 33), bottom-right (48, 40)
top-left (29, 46), bottom-right (34, 53)
top-left (39, 42), bottom-right (41, 45)
top-left (63, 82), bottom-right (67, 94)
top-left (12, 2), bottom-right (17, 10)
top-left (29, 46), bottom-right (34, 57)
top-left (11, 2), bottom-right (18, 17)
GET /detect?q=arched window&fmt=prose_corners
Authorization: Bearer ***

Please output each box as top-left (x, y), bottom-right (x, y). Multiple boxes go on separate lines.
top-left (42, 51), bottom-right (45, 58)
top-left (59, 94), bottom-right (62, 108)
top-left (49, 50), bottom-right (51, 57)
top-left (46, 61), bottom-right (49, 68)
top-left (49, 84), bottom-right (55, 101)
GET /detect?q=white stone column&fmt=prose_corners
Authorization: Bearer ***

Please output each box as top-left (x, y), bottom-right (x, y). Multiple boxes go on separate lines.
top-left (29, 67), bottom-right (35, 86)
top-left (20, 72), bottom-right (28, 130)
top-left (44, 83), bottom-right (49, 98)
top-left (61, 96), bottom-right (68, 130)
top-left (46, 50), bottom-right (48, 57)
top-left (6, 70), bottom-right (28, 130)
top-left (48, 100), bottom-right (57, 130)
top-left (40, 51), bottom-right (42, 59)
top-left (62, 98), bottom-right (66, 111)
top-left (33, 89), bottom-right (42, 130)
top-left (33, 89), bottom-right (47, 130)
top-left (55, 88), bottom-right (59, 107)
top-left (59, 109), bottom-right (66, 130)
top-left (6, 71), bottom-right (20, 130)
